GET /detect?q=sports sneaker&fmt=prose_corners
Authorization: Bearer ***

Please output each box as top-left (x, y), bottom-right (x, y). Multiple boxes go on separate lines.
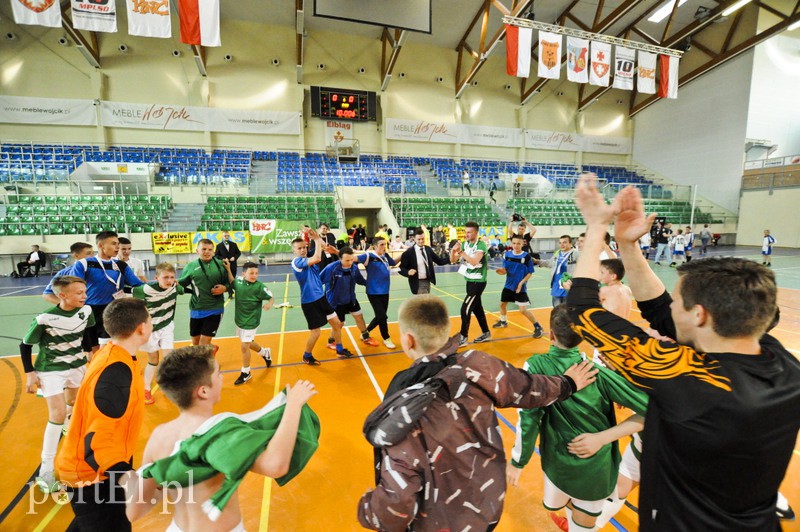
top-left (473, 331), bottom-right (491, 343)
top-left (654, 262), bottom-right (661, 266)
top-left (261, 348), bottom-right (272, 368)
top-left (533, 323), bottom-right (544, 339)
top-left (234, 372), bottom-right (252, 386)
top-left (669, 262), bottom-right (677, 268)
top-left (302, 354), bottom-right (321, 365)
top-left (549, 512), bottom-right (569, 532)
top-left (337, 348), bottom-right (354, 359)
top-left (383, 338), bottom-right (396, 349)
top-left (35, 468), bottom-right (62, 494)
top-left (457, 334), bottom-right (468, 347)
top-left (777, 503), bottom-right (795, 521)
top-left (144, 390), bottom-right (155, 405)
top-left (361, 336), bottom-right (380, 347)
top-left (492, 320), bottom-right (508, 329)
top-left (326, 340), bottom-right (337, 351)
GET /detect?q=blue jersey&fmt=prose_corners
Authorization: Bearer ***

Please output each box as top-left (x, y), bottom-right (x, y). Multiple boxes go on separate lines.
top-left (43, 264), bottom-right (77, 296)
top-left (70, 257), bottom-right (144, 305)
top-left (319, 261), bottom-right (366, 307)
top-left (291, 257), bottom-right (326, 304)
top-left (358, 252), bottom-right (396, 295)
top-left (502, 250), bottom-right (534, 292)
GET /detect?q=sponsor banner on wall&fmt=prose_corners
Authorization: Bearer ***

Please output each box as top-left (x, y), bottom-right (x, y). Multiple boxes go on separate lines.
top-left (524, 129), bottom-right (584, 152)
top-left (151, 232), bottom-right (193, 254)
top-left (193, 230), bottom-right (251, 252)
top-left (744, 160), bottom-right (764, 170)
top-left (384, 118), bottom-right (461, 144)
top-left (460, 124), bottom-right (522, 148)
top-left (582, 135), bottom-right (632, 154)
top-left (100, 101), bottom-right (301, 134)
top-left (209, 108), bottom-right (301, 135)
top-left (249, 220), bottom-right (309, 253)
top-left (764, 157), bottom-right (785, 168)
top-left (0, 96), bottom-right (97, 126)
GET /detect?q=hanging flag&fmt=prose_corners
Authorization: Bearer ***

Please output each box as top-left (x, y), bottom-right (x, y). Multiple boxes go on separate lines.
top-left (11, 0), bottom-right (61, 27)
top-left (658, 54), bottom-right (679, 99)
top-left (566, 37), bottom-right (589, 83)
top-left (71, 0), bottom-right (117, 33)
top-left (505, 25), bottom-right (533, 78)
top-left (637, 51), bottom-right (657, 94)
top-left (538, 31), bottom-right (562, 80)
top-left (178, 0), bottom-right (221, 47)
top-left (127, 0), bottom-right (172, 38)
top-left (589, 41), bottom-right (611, 87)
top-left (613, 46), bottom-right (635, 90)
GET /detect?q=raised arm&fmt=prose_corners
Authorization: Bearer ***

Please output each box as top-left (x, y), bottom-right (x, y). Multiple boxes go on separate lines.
top-left (305, 229), bottom-right (324, 267)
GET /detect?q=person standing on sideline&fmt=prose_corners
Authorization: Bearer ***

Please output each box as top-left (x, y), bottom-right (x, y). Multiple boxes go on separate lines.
top-left (461, 168), bottom-right (472, 196)
top-left (652, 221), bottom-right (673, 265)
top-left (489, 178), bottom-right (498, 204)
top-left (215, 231), bottom-right (242, 277)
top-left (398, 228), bottom-right (451, 295)
top-left (17, 244), bottom-right (45, 277)
top-left (684, 226), bottom-right (695, 262)
top-left (762, 229), bottom-right (776, 266)
top-left (117, 237), bottom-right (147, 283)
top-left (450, 221), bottom-right (491, 346)
top-left (493, 233), bottom-right (545, 338)
top-left (178, 239), bottom-right (230, 355)
top-left (358, 237), bottom-right (398, 348)
top-left (447, 223), bottom-right (458, 245)
top-left (639, 231), bottom-right (651, 260)
top-left (699, 224), bottom-right (712, 255)
top-left (671, 229), bottom-right (687, 267)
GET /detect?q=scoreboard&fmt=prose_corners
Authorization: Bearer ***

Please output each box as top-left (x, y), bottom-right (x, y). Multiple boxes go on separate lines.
top-left (311, 86), bottom-right (377, 122)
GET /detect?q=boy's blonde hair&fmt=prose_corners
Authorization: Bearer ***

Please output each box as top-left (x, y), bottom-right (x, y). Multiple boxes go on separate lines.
top-left (155, 262), bottom-right (176, 275)
top-left (52, 275), bottom-right (86, 295)
top-left (397, 295), bottom-right (450, 353)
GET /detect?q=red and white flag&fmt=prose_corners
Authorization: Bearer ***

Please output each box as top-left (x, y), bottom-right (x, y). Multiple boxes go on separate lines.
top-left (658, 54), bottom-right (679, 99)
top-left (127, 0), bottom-right (172, 38)
top-left (72, 0), bottom-right (117, 33)
top-left (506, 25), bottom-right (533, 78)
top-left (589, 41), bottom-right (611, 87)
top-left (637, 51), bottom-right (657, 94)
top-left (538, 31), bottom-right (562, 80)
top-left (11, 0), bottom-right (61, 27)
top-left (178, 0), bottom-right (221, 47)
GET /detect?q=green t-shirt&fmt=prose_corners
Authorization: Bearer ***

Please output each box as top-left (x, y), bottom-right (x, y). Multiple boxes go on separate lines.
top-left (461, 239), bottom-right (488, 283)
top-left (233, 278), bottom-right (273, 329)
top-left (512, 345), bottom-right (648, 501)
top-left (178, 258), bottom-right (229, 312)
top-left (24, 304), bottom-right (94, 372)
top-left (132, 282), bottom-right (185, 332)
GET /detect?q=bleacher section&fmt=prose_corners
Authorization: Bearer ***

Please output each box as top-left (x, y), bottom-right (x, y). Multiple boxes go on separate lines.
top-left (0, 195), bottom-right (172, 236)
top-left (199, 196), bottom-right (338, 231)
top-left (0, 144), bottom-right (85, 182)
top-left (271, 152), bottom-right (426, 194)
top-left (390, 197), bottom-right (502, 228)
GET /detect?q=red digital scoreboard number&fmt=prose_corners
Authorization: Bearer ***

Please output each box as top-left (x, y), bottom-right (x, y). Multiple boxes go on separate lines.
top-left (313, 87), bottom-right (375, 122)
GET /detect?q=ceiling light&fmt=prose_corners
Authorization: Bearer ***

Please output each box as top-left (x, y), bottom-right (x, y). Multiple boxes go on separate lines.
top-left (648, 0), bottom-right (688, 23)
top-left (722, 0), bottom-right (752, 16)
top-left (788, 19), bottom-right (800, 31)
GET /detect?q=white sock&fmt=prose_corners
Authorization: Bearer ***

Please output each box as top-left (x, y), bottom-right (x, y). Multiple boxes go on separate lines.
top-left (595, 490), bottom-right (626, 528)
top-left (41, 422), bottom-right (63, 469)
top-left (499, 314), bottom-right (507, 321)
top-left (144, 363), bottom-right (157, 391)
top-left (260, 347), bottom-right (271, 358)
top-left (777, 491), bottom-right (789, 512)
top-left (242, 366), bottom-right (250, 373)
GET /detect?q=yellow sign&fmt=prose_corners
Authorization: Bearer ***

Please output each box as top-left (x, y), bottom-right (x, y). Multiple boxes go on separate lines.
top-left (151, 232), bottom-right (193, 254)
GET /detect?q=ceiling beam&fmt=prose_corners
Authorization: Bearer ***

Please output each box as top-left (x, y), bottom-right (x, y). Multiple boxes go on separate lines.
top-left (630, 9), bottom-right (800, 117)
top-left (689, 38), bottom-right (717, 57)
top-left (660, 0), bottom-right (682, 43)
top-left (296, 0), bottom-right (305, 84)
top-left (721, 10), bottom-right (743, 52)
top-left (593, 0), bottom-right (607, 29)
top-left (380, 28), bottom-right (408, 91)
top-left (753, 1), bottom-right (788, 19)
top-left (521, 0), bottom-right (645, 104)
top-left (60, 9), bottom-right (101, 69)
top-left (191, 45), bottom-right (207, 77)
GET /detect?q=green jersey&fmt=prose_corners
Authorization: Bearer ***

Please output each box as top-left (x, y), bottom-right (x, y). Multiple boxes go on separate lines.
top-left (178, 258), bottom-right (229, 312)
top-left (24, 305), bottom-right (94, 372)
top-left (461, 239), bottom-right (488, 283)
top-left (132, 282), bottom-right (185, 332)
top-left (512, 346), bottom-right (648, 501)
top-left (233, 278), bottom-right (273, 329)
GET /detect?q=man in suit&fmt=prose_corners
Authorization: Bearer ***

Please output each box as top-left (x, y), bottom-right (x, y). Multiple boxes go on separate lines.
top-left (399, 228), bottom-right (451, 294)
top-left (17, 244), bottom-right (46, 277)
top-left (215, 231), bottom-right (242, 277)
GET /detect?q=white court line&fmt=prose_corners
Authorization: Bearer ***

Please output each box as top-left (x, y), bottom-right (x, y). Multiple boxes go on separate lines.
top-left (0, 285), bottom-right (45, 296)
top-left (344, 326), bottom-right (385, 400)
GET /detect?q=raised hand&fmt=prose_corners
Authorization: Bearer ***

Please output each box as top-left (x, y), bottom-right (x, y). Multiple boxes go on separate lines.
top-left (574, 173), bottom-right (619, 226)
top-left (614, 186), bottom-right (658, 244)
top-left (286, 380), bottom-right (317, 406)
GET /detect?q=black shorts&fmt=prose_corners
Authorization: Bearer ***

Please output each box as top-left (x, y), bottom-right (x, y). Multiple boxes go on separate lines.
top-left (501, 288), bottom-right (530, 305)
top-left (334, 301), bottom-right (362, 323)
top-left (88, 304), bottom-right (109, 344)
top-left (189, 313), bottom-right (223, 338)
top-left (301, 296), bottom-right (337, 330)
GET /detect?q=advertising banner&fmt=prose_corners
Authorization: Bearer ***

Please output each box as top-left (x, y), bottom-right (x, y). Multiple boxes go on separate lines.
top-left (384, 118), bottom-right (461, 144)
top-left (193, 230), bottom-right (251, 252)
top-left (525, 129), bottom-right (584, 152)
top-left (209, 108), bottom-right (301, 135)
top-left (249, 220), bottom-right (309, 253)
top-left (151, 232), bottom-right (193, 254)
top-left (0, 96), bottom-right (97, 126)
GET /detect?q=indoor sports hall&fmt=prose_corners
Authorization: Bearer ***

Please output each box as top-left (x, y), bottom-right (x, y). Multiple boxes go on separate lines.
top-left (1, 0), bottom-right (799, 530)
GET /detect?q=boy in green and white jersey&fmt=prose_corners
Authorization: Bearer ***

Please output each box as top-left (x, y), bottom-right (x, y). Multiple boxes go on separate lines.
top-left (450, 221), bottom-right (491, 346)
top-left (21, 275), bottom-right (94, 493)
top-left (132, 262), bottom-right (185, 405)
top-left (223, 261), bottom-right (274, 386)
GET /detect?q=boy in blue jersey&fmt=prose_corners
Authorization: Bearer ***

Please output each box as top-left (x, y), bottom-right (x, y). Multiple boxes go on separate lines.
top-left (493, 233), bottom-right (545, 338)
top-left (41, 242), bottom-right (95, 304)
top-left (291, 230), bottom-right (348, 365)
top-left (357, 236), bottom-right (397, 349)
top-left (320, 247), bottom-right (373, 352)
top-left (46, 232), bottom-right (144, 352)
top-left (540, 235), bottom-right (577, 307)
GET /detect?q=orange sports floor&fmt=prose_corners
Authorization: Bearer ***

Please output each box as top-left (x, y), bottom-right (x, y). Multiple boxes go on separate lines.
top-left (1, 296), bottom-right (799, 530)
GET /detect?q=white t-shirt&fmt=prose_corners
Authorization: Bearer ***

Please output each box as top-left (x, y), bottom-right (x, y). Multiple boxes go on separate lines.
top-left (125, 256), bottom-right (146, 278)
top-left (673, 235), bottom-right (686, 252)
top-left (639, 233), bottom-right (651, 248)
top-left (30, 251), bottom-right (40, 262)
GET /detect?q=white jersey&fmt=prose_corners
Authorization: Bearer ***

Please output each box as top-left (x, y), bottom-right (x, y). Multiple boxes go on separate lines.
top-left (125, 256), bottom-right (146, 278)
top-left (639, 233), bottom-right (651, 248)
